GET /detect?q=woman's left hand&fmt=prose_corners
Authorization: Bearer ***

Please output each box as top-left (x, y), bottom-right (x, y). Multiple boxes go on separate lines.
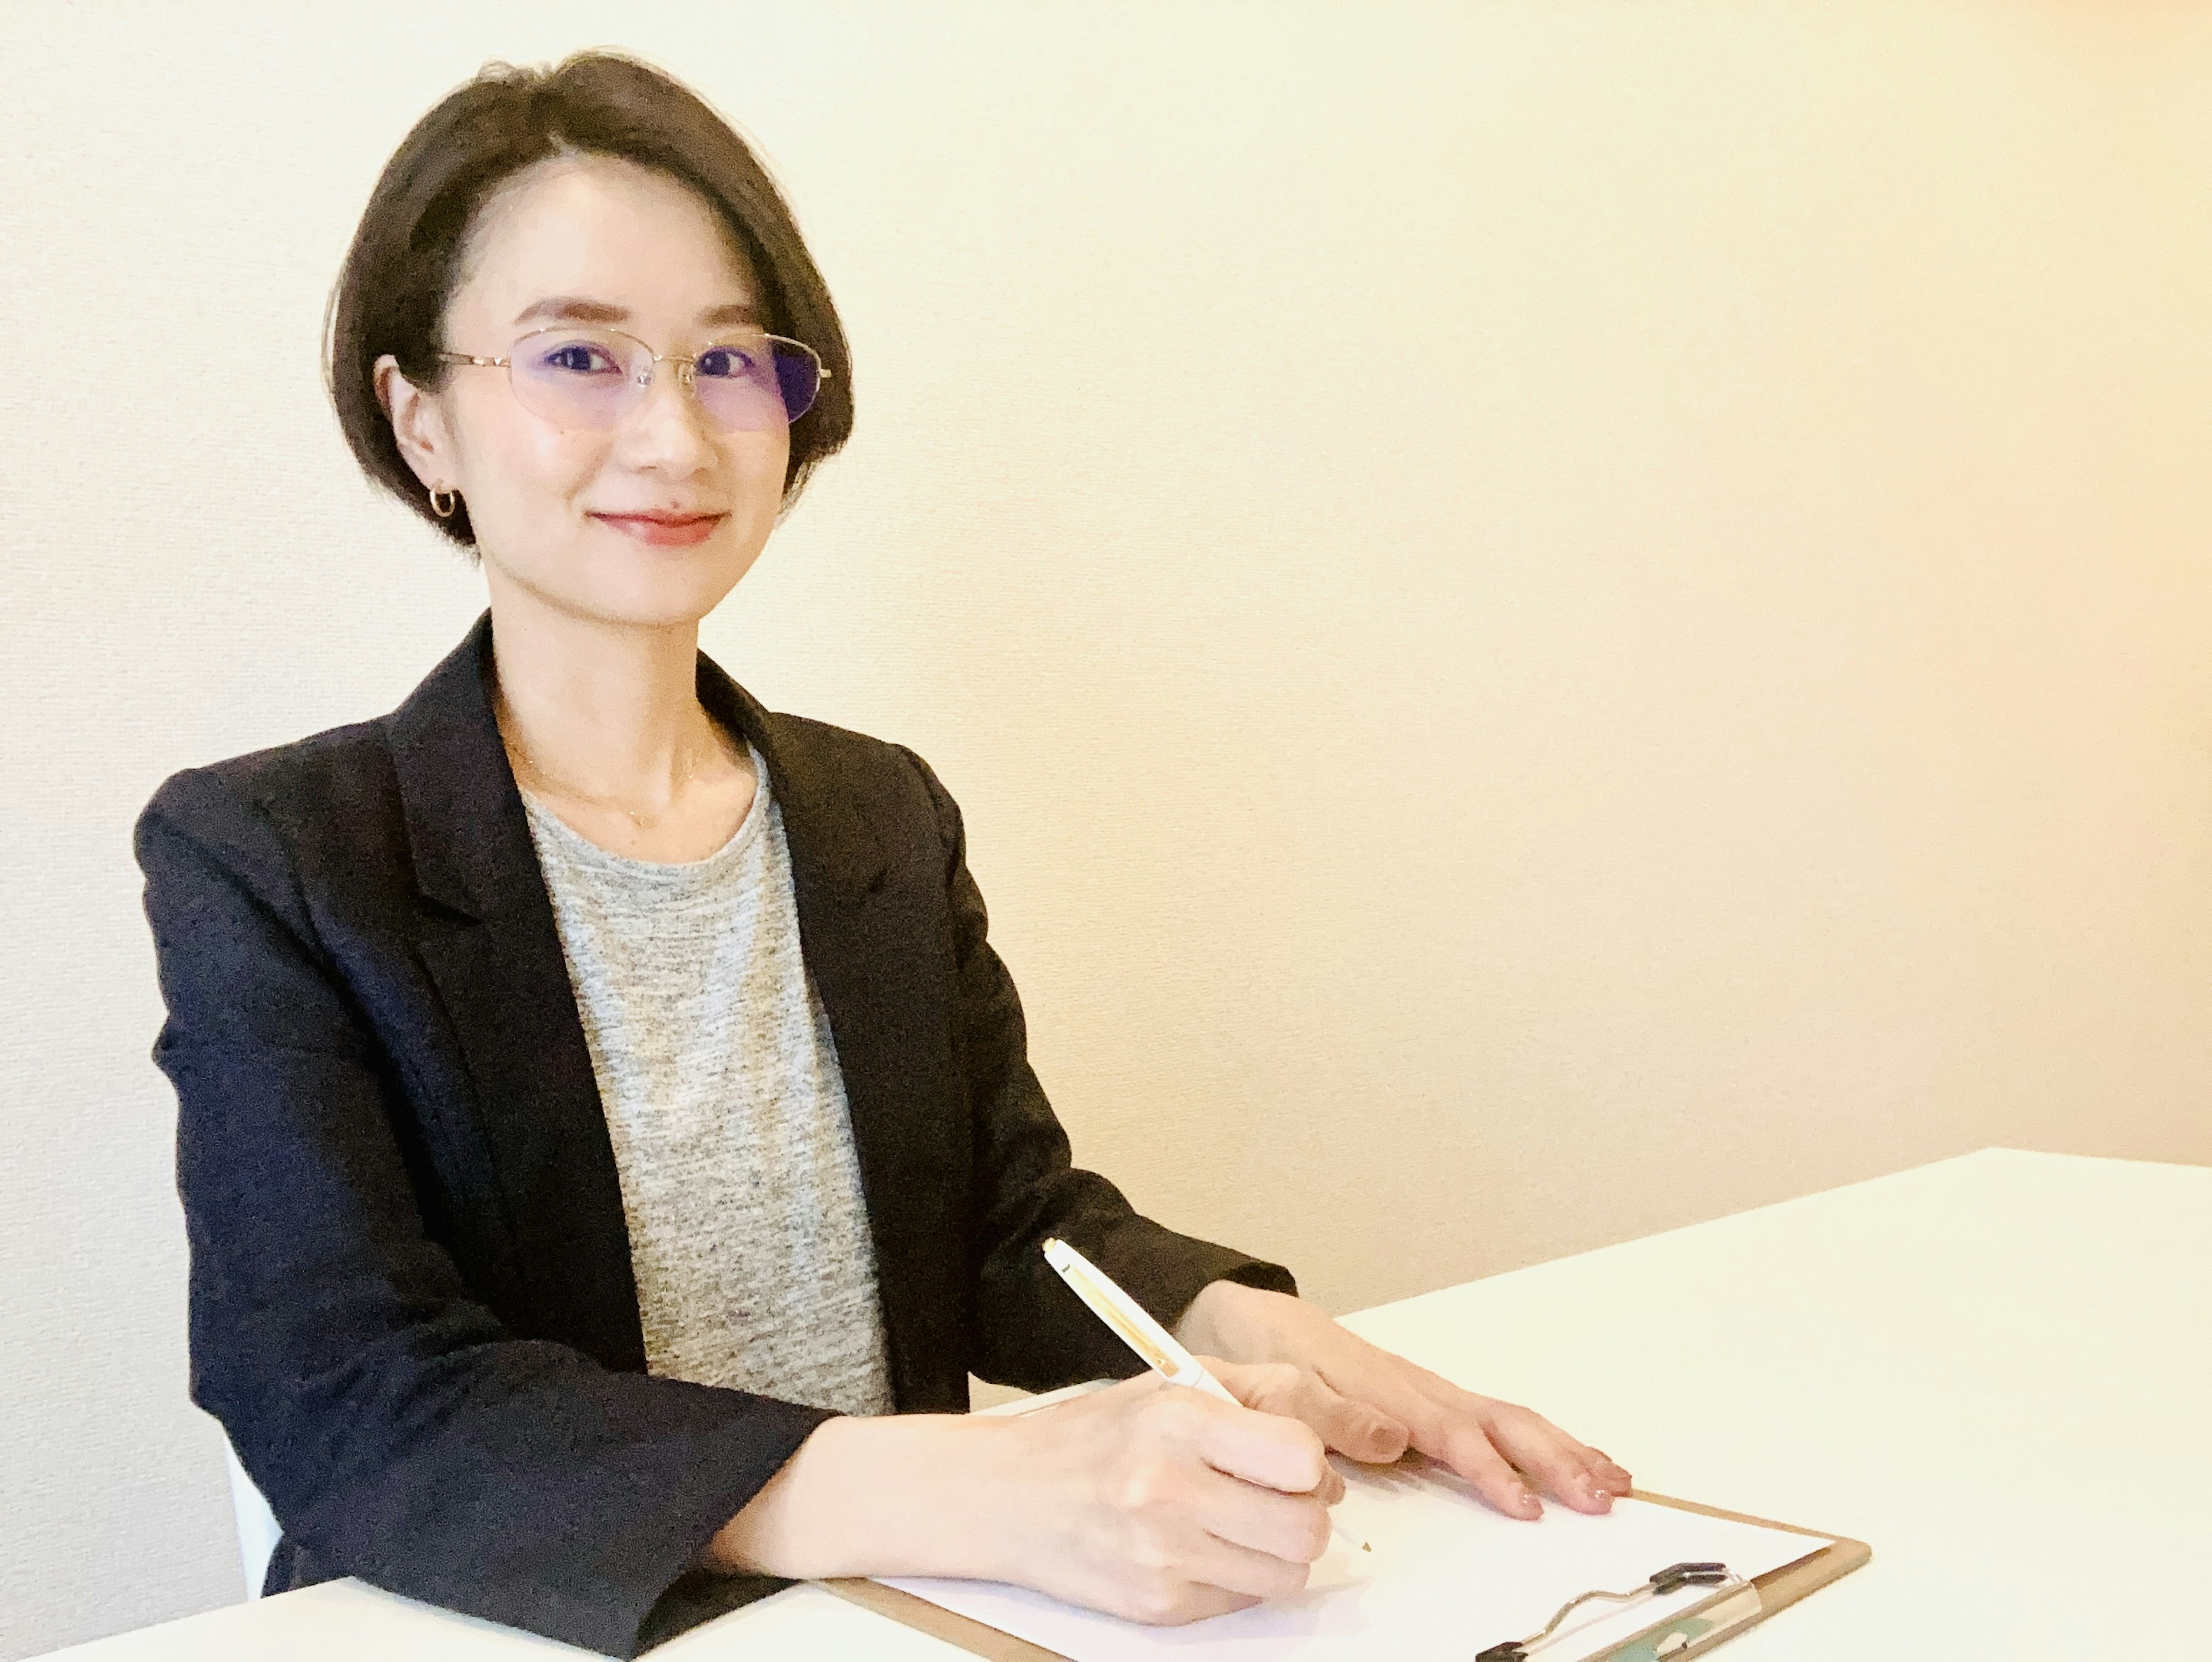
top-left (1177, 1281), bottom-right (1633, 1521)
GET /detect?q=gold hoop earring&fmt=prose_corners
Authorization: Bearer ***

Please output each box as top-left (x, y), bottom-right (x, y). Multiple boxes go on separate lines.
top-left (429, 486), bottom-right (460, 519)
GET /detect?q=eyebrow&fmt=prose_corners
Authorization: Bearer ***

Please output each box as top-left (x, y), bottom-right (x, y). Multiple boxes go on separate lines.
top-left (510, 295), bottom-right (759, 329)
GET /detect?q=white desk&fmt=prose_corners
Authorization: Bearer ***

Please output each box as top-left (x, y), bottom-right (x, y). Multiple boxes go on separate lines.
top-left (38, 1148), bottom-right (2211, 1660)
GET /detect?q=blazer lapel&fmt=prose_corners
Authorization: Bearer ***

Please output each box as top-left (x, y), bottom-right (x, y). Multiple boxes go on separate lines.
top-left (696, 658), bottom-right (971, 1413)
top-left (388, 614), bottom-right (646, 1368)
top-left (387, 612), bottom-right (957, 1409)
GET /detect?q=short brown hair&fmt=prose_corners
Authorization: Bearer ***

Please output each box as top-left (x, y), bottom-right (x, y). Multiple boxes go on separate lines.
top-left (323, 50), bottom-right (853, 550)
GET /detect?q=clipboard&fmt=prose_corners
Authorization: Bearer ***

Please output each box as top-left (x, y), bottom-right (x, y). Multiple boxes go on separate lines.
top-left (816, 1490), bottom-right (1869, 1662)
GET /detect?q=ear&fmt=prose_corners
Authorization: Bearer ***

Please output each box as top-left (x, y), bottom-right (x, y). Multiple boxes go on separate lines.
top-left (374, 353), bottom-right (454, 491)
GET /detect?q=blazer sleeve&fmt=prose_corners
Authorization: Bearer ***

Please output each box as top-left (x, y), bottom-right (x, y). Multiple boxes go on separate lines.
top-left (890, 744), bottom-right (1298, 1391)
top-left (135, 766), bottom-right (836, 1658)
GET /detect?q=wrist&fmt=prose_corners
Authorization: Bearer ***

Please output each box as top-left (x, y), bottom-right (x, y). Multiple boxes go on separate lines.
top-left (705, 1412), bottom-right (1029, 1583)
top-left (1173, 1278), bottom-right (1302, 1364)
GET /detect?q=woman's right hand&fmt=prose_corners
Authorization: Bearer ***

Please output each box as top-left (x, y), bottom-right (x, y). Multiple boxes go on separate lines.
top-left (703, 1373), bottom-right (1344, 1623)
top-left (989, 1373), bottom-right (1345, 1622)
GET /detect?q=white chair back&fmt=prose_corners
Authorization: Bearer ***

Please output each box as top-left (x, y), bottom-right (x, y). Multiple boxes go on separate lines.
top-left (222, 1436), bottom-right (283, 1600)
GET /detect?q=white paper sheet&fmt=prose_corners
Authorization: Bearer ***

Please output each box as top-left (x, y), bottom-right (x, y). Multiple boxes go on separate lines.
top-left (882, 1408), bottom-right (1825, 1662)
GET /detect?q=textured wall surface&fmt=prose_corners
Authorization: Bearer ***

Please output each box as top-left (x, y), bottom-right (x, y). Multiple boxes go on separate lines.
top-left (3, 3), bottom-right (2208, 1655)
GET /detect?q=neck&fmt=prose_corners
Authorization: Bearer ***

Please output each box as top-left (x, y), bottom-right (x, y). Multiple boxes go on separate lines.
top-left (484, 582), bottom-right (720, 803)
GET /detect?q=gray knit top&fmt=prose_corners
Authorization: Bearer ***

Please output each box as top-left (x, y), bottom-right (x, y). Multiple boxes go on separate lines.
top-left (519, 739), bottom-right (897, 1418)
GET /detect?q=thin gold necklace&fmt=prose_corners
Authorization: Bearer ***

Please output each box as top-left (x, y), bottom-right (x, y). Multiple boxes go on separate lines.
top-left (504, 725), bottom-right (719, 834)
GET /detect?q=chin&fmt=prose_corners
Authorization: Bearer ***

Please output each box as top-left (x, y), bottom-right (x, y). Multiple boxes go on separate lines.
top-left (488, 520), bottom-right (767, 631)
top-left (507, 557), bottom-right (727, 631)
top-left (592, 576), bottom-right (741, 631)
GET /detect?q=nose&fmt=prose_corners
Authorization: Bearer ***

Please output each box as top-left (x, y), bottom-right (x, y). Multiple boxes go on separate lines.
top-left (618, 355), bottom-right (719, 468)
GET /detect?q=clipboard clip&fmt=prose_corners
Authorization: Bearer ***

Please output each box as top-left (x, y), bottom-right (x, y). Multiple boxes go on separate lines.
top-left (1475, 1562), bottom-right (1736, 1661)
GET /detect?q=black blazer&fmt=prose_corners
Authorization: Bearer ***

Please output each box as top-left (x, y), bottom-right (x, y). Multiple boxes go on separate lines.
top-left (134, 612), bottom-right (1294, 1657)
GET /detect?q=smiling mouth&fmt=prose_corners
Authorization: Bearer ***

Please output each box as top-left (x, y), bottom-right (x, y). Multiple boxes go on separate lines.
top-left (589, 510), bottom-right (730, 547)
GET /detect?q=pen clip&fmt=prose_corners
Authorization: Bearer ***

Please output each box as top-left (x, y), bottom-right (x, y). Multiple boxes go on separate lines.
top-left (1043, 1237), bottom-right (1182, 1376)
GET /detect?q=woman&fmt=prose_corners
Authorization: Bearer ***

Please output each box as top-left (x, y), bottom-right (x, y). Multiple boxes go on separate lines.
top-left (134, 50), bottom-right (1631, 1658)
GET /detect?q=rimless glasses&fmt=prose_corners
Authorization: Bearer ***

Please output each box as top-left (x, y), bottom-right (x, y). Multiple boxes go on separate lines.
top-left (434, 324), bottom-right (830, 433)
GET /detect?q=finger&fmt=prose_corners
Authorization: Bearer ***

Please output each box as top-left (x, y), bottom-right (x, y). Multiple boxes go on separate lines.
top-left (1478, 1403), bottom-right (1620, 1513)
top-left (1292, 1372), bottom-right (1408, 1465)
top-left (1217, 1360), bottom-right (1409, 1465)
top-left (1346, 1360), bottom-right (1618, 1515)
top-left (1430, 1415), bottom-right (1546, 1520)
top-left (1180, 1527), bottom-right (1317, 1603)
top-left (1305, 1352), bottom-right (1472, 1464)
top-left (1289, 1334), bottom-right (1630, 1508)
top-left (1131, 1582), bottom-right (1263, 1626)
top-left (1191, 1398), bottom-right (1332, 1497)
top-left (1185, 1465), bottom-right (1334, 1565)
top-left (1205, 1359), bottom-right (1301, 1413)
top-left (1588, 1447), bottom-right (1635, 1493)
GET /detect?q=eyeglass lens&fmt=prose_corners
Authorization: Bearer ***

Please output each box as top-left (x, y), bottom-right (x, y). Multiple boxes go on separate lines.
top-left (507, 328), bottom-right (824, 432)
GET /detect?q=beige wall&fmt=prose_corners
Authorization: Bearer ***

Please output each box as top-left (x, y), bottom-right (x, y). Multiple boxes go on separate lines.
top-left (3, 2), bottom-right (2208, 1654)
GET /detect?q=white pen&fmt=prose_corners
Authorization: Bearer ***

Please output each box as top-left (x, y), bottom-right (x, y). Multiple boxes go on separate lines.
top-left (1041, 1236), bottom-right (1372, 1554)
